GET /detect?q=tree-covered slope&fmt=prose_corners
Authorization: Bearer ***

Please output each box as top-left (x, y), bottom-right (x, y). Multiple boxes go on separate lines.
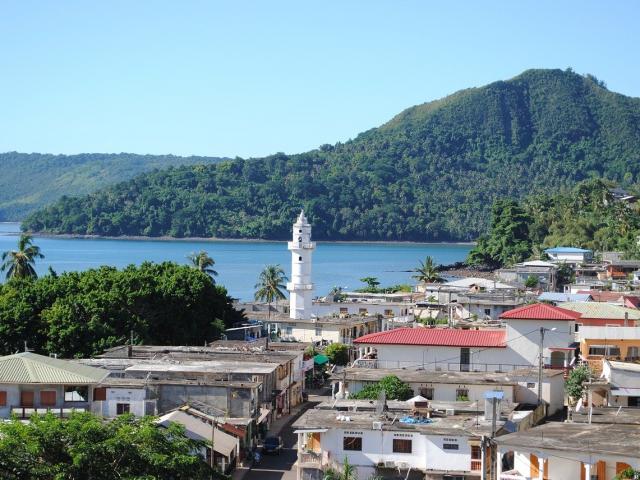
top-left (0, 152), bottom-right (225, 220)
top-left (22, 69), bottom-right (640, 241)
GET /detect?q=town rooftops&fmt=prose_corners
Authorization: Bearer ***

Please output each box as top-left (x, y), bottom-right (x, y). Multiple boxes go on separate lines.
top-left (606, 360), bottom-right (640, 373)
top-left (576, 290), bottom-right (626, 303)
top-left (544, 247), bottom-right (592, 254)
top-left (157, 410), bottom-right (237, 456)
top-left (292, 408), bottom-right (504, 437)
top-left (538, 292), bottom-right (592, 303)
top-left (98, 345), bottom-right (299, 363)
top-left (0, 352), bottom-right (108, 384)
top-left (439, 277), bottom-right (514, 290)
top-left (330, 367), bottom-right (563, 385)
top-left (353, 328), bottom-right (507, 348)
top-left (558, 302), bottom-right (640, 320)
top-left (495, 421), bottom-right (640, 457)
top-left (499, 303), bottom-right (582, 321)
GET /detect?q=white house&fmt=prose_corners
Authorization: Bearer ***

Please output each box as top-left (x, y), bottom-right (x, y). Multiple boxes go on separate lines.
top-left (293, 398), bottom-right (518, 480)
top-left (601, 360), bottom-right (640, 407)
top-left (496, 422), bottom-right (640, 480)
top-left (544, 246), bottom-right (593, 264)
top-left (353, 303), bottom-right (580, 373)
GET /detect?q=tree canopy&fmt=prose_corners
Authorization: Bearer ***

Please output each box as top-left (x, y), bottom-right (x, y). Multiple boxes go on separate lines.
top-left (351, 375), bottom-right (413, 401)
top-left (0, 412), bottom-right (214, 480)
top-left (0, 261), bottom-right (243, 357)
top-left (22, 69), bottom-right (640, 242)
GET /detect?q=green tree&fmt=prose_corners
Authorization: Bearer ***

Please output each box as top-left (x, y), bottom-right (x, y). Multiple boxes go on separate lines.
top-left (565, 364), bottom-right (591, 401)
top-left (351, 375), bottom-right (413, 401)
top-left (1, 234), bottom-right (44, 280)
top-left (412, 256), bottom-right (443, 284)
top-left (357, 277), bottom-right (381, 293)
top-left (615, 468), bottom-right (640, 480)
top-left (324, 343), bottom-right (350, 366)
top-left (0, 262), bottom-right (242, 357)
top-left (254, 264), bottom-right (288, 320)
top-left (188, 250), bottom-right (218, 283)
top-left (0, 411), bottom-right (214, 479)
top-left (525, 275), bottom-right (539, 288)
top-left (323, 457), bottom-right (356, 480)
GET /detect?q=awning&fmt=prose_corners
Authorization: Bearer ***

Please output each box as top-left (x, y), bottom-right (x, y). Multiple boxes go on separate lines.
top-left (257, 408), bottom-right (271, 424)
top-left (611, 387), bottom-right (640, 397)
top-left (314, 354), bottom-right (329, 365)
top-left (293, 429), bottom-right (329, 434)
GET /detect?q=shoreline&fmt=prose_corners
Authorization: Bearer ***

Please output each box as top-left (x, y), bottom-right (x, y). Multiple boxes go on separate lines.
top-left (13, 229), bottom-right (476, 246)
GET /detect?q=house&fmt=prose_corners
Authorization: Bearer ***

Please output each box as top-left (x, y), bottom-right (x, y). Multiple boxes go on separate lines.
top-left (293, 395), bottom-right (523, 480)
top-left (91, 377), bottom-right (156, 417)
top-left (604, 261), bottom-right (640, 281)
top-left (544, 246), bottom-right (593, 264)
top-left (495, 421), bottom-right (640, 480)
top-left (496, 260), bottom-right (558, 292)
top-left (353, 304), bottom-right (579, 373)
top-left (601, 360), bottom-right (640, 407)
top-left (577, 326), bottom-right (640, 373)
top-left (330, 367), bottom-right (566, 415)
top-left (0, 352), bottom-right (108, 419)
top-left (262, 314), bottom-right (380, 345)
top-left (559, 302), bottom-right (640, 326)
top-left (158, 407), bottom-right (240, 473)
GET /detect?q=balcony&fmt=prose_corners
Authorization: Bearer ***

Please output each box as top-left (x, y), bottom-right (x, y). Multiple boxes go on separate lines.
top-left (471, 460), bottom-right (482, 471)
top-left (287, 282), bottom-right (314, 291)
top-left (299, 451), bottom-right (322, 466)
top-left (288, 241), bottom-right (316, 250)
top-left (11, 406), bottom-right (87, 419)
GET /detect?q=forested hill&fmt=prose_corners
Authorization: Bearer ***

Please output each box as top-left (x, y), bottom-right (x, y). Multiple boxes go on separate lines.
top-left (22, 69), bottom-right (640, 241)
top-left (0, 152), bottom-right (225, 220)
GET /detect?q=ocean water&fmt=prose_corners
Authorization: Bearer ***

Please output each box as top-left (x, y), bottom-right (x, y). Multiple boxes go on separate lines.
top-left (0, 223), bottom-right (471, 300)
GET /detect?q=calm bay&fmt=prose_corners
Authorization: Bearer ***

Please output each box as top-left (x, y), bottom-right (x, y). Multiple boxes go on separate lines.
top-left (0, 223), bottom-right (471, 301)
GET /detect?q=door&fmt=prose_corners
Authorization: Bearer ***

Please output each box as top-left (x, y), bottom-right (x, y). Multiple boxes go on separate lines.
top-left (21, 391), bottom-right (34, 407)
top-left (460, 348), bottom-right (470, 372)
top-left (550, 351), bottom-right (565, 368)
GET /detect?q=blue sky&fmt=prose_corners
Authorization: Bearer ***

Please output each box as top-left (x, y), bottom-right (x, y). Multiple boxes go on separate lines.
top-left (1, 0), bottom-right (638, 158)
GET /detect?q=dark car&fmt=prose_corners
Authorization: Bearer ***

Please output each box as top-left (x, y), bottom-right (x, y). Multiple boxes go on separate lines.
top-left (262, 436), bottom-right (283, 454)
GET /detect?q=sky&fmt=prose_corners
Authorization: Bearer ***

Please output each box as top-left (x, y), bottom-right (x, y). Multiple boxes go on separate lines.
top-left (1, 0), bottom-right (639, 159)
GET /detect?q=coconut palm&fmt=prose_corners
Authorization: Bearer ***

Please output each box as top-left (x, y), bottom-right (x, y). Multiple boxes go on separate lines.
top-left (254, 264), bottom-right (288, 319)
top-left (411, 256), bottom-right (443, 284)
top-left (187, 250), bottom-right (218, 283)
top-left (1, 234), bottom-right (44, 280)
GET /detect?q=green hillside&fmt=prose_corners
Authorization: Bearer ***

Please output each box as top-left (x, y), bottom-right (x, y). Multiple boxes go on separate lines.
top-left (0, 152), bottom-right (225, 220)
top-left (22, 69), bottom-right (640, 241)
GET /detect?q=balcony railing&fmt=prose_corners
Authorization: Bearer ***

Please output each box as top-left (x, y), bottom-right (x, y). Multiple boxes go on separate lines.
top-left (11, 406), bottom-right (87, 419)
top-left (299, 451), bottom-right (322, 466)
top-left (288, 241), bottom-right (316, 250)
top-left (352, 358), bottom-right (539, 372)
top-left (471, 460), bottom-right (482, 471)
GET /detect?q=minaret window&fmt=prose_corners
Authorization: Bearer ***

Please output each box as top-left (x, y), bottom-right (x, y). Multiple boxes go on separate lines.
top-left (298, 236), bottom-right (302, 242)
top-left (298, 256), bottom-right (302, 261)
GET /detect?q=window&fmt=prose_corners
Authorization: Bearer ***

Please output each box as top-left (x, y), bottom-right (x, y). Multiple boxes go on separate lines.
top-left (456, 388), bottom-right (469, 400)
top-left (471, 445), bottom-right (481, 459)
top-left (589, 345), bottom-right (621, 357)
top-left (484, 308), bottom-right (491, 316)
top-left (575, 323), bottom-right (581, 332)
top-left (420, 387), bottom-right (434, 400)
top-left (116, 403), bottom-right (130, 415)
top-left (443, 443), bottom-right (459, 450)
top-left (340, 307), bottom-right (348, 314)
top-left (527, 382), bottom-right (536, 389)
top-left (40, 390), bottom-right (57, 407)
top-left (393, 439), bottom-right (412, 453)
top-left (343, 437), bottom-right (362, 451)
top-left (0, 391), bottom-right (6, 407)
top-left (285, 326), bottom-right (293, 335)
top-left (384, 309), bottom-right (393, 316)
top-left (93, 387), bottom-right (107, 401)
top-left (298, 236), bottom-right (302, 242)
top-left (359, 308), bottom-right (368, 315)
top-left (298, 256), bottom-right (302, 261)
top-left (315, 327), bottom-right (322, 336)
top-left (64, 386), bottom-right (88, 402)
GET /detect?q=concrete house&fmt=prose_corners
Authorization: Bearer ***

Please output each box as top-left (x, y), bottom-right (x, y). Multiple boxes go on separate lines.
top-left (601, 360), bottom-right (640, 407)
top-left (0, 352), bottom-right (108, 419)
top-left (544, 246), bottom-right (593, 264)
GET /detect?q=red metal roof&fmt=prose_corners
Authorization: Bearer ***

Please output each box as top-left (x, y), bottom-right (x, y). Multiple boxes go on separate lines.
top-left (499, 303), bottom-right (581, 321)
top-left (353, 328), bottom-right (507, 348)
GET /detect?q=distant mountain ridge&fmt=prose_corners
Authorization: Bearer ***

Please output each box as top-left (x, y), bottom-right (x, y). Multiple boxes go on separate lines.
top-left (22, 68), bottom-right (640, 241)
top-left (0, 152), bottom-right (226, 220)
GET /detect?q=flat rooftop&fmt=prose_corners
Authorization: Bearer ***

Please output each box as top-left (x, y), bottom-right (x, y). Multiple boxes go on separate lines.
top-left (495, 421), bottom-right (640, 457)
top-left (571, 407), bottom-right (640, 425)
top-left (331, 367), bottom-right (564, 385)
top-left (78, 358), bottom-right (279, 375)
top-left (292, 408), bottom-right (504, 437)
top-left (97, 345), bottom-right (299, 363)
top-left (316, 399), bottom-right (518, 417)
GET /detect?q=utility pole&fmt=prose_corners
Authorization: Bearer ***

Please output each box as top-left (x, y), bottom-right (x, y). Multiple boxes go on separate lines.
top-left (538, 327), bottom-right (545, 406)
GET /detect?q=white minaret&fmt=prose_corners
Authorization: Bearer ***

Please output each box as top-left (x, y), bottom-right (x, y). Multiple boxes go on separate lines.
top-left (287, 210), bottom-right (315, 319)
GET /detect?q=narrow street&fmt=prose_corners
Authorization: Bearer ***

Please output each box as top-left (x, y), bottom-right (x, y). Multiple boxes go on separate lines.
top-left (242, 399), bottom-right (323, 480)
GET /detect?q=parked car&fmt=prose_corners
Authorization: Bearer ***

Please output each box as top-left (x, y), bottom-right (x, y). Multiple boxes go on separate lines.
top-left (262, 436), bottom-right (283, 454)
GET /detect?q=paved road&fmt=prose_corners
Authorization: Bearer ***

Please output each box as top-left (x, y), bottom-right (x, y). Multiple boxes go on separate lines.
top-left (243, 402), bottom-right (318, 480)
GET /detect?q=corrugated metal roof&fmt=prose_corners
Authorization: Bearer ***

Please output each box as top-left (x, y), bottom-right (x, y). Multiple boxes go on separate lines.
top-left (499, 303), bottom-right (582, 321)
top-left (538, 293), bottom-right (592, 303)
top-left (0, 352), bottom-right (108, 384)
top-left (157, 410), bottom-right (237, 456)
top-left (558, 302), bottom-right (640, 320)
top-left (353, 328), bottom-right (507, 347)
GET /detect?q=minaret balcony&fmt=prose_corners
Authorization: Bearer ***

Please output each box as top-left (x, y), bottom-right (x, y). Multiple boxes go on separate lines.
top-left (286, 282), bottom-right (314, 291)
top-left (287, 241), bottom-right (316, 250)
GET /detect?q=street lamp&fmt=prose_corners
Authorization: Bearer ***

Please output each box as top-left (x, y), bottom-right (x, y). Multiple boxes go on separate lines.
top-left (538, 327), bottom-right (557, 406)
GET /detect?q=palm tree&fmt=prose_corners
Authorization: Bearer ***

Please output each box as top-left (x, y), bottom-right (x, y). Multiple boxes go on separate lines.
top-left (1, 234), bottom-right (44, 280)
top-left (412, 256), bottom-right (443, 284)
top-left (187, 250), bottom-right (218, 283)
top-left (254, 264), bottom-right (288, 320)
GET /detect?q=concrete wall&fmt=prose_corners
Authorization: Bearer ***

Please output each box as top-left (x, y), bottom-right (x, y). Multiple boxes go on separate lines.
top-left (319, 428), bottom-right (473, 473)
top-left (0, 384), bottom-right (92, 418)
top-left (155, 384), bottom-right (255, 417)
